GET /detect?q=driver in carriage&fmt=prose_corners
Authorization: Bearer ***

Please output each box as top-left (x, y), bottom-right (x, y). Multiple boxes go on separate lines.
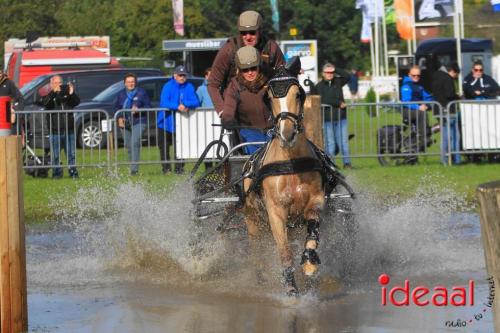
top-left (220, 46), bottom-right (273, 154)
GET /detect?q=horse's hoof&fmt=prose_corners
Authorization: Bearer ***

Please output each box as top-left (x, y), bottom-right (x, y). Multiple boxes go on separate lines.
top-left (302, 261), bottom-right (319, 276)
top-left (286, 287), bottom-right (299, 297)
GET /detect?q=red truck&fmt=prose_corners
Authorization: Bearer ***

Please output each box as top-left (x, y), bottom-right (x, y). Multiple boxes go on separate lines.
top-left (4, 36), bottom-right (121, 88)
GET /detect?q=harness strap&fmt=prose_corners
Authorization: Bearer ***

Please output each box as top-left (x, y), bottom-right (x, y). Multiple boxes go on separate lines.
top-left (246, 157), bottom-right (324, 195)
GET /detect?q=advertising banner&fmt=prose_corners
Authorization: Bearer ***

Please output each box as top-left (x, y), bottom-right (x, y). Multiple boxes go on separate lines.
top-left (280, 40), bottom-right (318, 93)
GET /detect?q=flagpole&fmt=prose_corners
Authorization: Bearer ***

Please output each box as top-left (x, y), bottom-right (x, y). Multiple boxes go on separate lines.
top-left (374, 0), bottom-right (380, 78)
top-left (381, 0), bottom-right (389, 76)
top-left (410, 0), bottom-right (417, 54)
top-left (454, 0), bottom-right (464, 95)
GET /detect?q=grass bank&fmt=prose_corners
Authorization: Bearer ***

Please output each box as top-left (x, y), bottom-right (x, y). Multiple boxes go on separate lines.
top-left (23, 157), bottom-right (499, 224)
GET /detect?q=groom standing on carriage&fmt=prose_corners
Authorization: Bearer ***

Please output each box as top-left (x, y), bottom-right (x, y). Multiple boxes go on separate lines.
top-left (207, 10), bottom-right (284, 121)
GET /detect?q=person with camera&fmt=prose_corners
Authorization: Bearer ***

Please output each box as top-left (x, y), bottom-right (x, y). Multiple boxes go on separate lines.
top-left (39, 75), bottom-right (80, 178)
top-left (115, 73), bottom-right (151, 176)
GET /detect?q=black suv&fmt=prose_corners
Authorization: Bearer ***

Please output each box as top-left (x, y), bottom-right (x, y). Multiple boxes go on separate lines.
top-left (74, 76), bottom-right (204, 148)
top-left (20, 68), bottom-right (164, 149)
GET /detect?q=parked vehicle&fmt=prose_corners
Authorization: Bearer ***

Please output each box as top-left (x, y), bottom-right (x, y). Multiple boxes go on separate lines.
top-left (74, 76), bottom-right (204, 148)
top-left (19, 68), bottom-right (164, 150)
top-left (4, 36), bottom-right (121, 88)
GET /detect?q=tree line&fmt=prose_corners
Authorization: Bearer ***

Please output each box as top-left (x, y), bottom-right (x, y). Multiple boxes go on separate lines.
top-left (1, 0), bottom-right (376, 71)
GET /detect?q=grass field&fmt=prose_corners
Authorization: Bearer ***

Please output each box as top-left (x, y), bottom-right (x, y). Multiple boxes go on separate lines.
top-left (22, 105), bottom-right (499, 224)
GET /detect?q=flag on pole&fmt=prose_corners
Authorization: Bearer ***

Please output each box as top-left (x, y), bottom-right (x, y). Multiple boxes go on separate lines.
top-left (270, 0), bottom-right (280, 32)
top-left (172, 0), bottom-right (184, 36)
top-left (394, 0), bottom-right (414, 40)
top-left (356, 0), bottom-right (384, 43)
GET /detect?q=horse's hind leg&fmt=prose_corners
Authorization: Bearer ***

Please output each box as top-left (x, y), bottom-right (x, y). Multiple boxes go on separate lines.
top-left (301, 199), bottom-right (324, 276)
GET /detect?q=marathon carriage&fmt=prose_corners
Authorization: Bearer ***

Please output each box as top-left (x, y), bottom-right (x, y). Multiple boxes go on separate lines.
top-left (189, 63), bottom-right (357, 295)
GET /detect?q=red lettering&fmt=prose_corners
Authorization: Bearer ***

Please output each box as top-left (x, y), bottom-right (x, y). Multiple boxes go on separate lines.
top-left (432, 287), bottom-right (448, 306)
top-left (412, 286), bottom-right (429, 306)
top-left (381, 287), bottom-right (387, 305)
top-left (469, 280), bottom-right (474, 306)
top-left (450, 287), bottom-right (466, 306)
top-left (389, 280), bottom-right (409, 306)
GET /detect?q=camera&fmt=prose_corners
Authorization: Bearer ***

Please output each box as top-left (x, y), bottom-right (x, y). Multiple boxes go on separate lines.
top-left (59, 84), bottom-right (70, 95)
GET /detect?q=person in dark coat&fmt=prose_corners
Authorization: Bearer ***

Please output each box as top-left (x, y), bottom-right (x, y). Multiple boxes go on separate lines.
top-left (311, 63), bottom-right (352, 168)
top-left (348, 68), bottom-right (359, 102)
top-left (208, 10), bottom-right (284, 118)
top-left (39, 75), bottom-right (80, 178)
top-left (431, 62), bottom-right (461, 165)
top-left (221, 46), bottom-right (272, 154)
top-left (463, 61), bottom-right (499, 100)
top-left (115, 73), bottom-right (151, 175)
top-left (0, 71), bottom-right (24, 133)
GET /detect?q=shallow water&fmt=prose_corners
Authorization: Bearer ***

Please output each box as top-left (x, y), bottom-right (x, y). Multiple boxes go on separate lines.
top-left (27, 180), bottom-right (494, 332)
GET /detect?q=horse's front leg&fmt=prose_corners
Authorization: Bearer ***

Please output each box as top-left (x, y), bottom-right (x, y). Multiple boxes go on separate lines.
top-left (265, 203), bottom-right (297, 296)
top-left (301, 195), bottom-right (325, 276)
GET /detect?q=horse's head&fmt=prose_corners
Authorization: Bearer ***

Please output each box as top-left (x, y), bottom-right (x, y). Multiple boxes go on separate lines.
top-left (267, 66), bottom-right (306, 148)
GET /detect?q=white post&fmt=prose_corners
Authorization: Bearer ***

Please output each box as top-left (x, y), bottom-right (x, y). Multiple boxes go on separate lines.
top-left (410, 0), bottom-right (417, 54)
top-left (454, 0), bottom-right (464, 95)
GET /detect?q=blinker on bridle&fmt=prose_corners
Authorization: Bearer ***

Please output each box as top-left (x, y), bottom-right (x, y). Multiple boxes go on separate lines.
top-left (268, 73), bottom-right (306, 135)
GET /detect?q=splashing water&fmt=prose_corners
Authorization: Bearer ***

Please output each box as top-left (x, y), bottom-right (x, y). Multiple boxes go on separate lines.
top-left (28, 175), bottom-right (484, 297)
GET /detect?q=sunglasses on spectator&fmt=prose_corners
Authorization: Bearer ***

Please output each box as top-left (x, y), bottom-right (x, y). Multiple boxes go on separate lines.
top-left (410, 74), bottom-right (421, 78)
top-left (240, 30), bottom-right (257, 36)
top-left (241, 66), bottom-right (258, 73)
top-left (473, 68), bottom-right (483, 72)
top-left (176, 74), bottom-right (187, 77)
top-left (323, 71), bottom-right (335, 74)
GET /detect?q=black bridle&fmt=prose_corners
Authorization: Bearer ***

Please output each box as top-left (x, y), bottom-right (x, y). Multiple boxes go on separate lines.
top-left (267, 72), bottom-right (306, 137)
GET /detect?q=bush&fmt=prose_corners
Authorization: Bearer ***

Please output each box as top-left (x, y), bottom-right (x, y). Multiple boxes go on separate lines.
top-left (365, 87), bottom-right (377, 117)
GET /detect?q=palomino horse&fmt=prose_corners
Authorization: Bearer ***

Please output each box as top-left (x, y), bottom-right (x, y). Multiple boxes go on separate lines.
top-left (242, 67), bottom-right (325, 296)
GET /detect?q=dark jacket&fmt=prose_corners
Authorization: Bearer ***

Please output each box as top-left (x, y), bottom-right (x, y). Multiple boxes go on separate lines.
top-left (0, 74), bottom-right (24, 110)
top-left (221, 77), bottom-right (272, 130)
top-left (400, 76), bottom-right (432, 110)
top-left (348, 72), bottom-right (359, 93)
top-left (207, 35), bottom-right (284, 115)
top-left (114, 87), bottom-right (151, 126)
top-left (431, 67), bottom-right (460, 115)
top-left (39, 90), bottom-right (80, 134)
top-left (462, 73), bottom-right (499, 100)
top-left (311, 68), bottom-right (350, 121)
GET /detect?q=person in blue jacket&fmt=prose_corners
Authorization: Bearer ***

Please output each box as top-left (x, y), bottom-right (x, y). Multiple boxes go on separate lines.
top-left (158, 65), bottom-right (200, 174)
top-left (400, 65), bottom-right (433, 152)
top-left (115, 73), bottom-right (151, 175)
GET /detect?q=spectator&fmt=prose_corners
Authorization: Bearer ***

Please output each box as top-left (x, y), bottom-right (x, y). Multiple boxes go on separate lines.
top-left (400, 65), bottom-right (433, 152)
top-left (196, 67), bottom-right (215, 170)
top-left (221, 46), bottom-right (272, 154)
top-left (115, 73), bottom-right (151, 175)
top-left (348, 68), bottom-right (359, 102)
top-left (463, 61), bottom-right (499, 100)
top-left (208, 10), bottom-right (284, 117)
top-left (0, 71), bottom-right (24, 129)
top-left (38, 75), bottom-right (80, 178)
top-left (432, 62), bottom-right (461, 165)
top-left (158, 65), bottom-right (200, 174)
top-left (311, 63), bottom-right (352, 169)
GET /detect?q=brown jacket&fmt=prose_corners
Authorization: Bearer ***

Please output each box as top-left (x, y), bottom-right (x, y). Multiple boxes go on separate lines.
top-left (208, 35), bottom-right (284, 115)
top-left (222, 77), bottom-right (272, 130)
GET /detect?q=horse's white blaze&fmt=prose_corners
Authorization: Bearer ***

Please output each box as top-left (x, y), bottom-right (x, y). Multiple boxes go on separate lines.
top-left (278, 97), bottom-right (288, 141)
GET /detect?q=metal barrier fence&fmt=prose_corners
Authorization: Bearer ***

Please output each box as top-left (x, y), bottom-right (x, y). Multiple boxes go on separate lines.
top-left (15, 109), bottom-right (111, 176)
top-left (324, 101), bottom-right (444, 166)
top-left (445, 99), bottom-right (500, 165)
top-left (13, 100), bottom-right (500, 177)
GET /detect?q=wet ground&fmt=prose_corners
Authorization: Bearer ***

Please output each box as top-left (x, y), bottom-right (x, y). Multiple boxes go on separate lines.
top-left (27, 182), bottom-right (494, 332)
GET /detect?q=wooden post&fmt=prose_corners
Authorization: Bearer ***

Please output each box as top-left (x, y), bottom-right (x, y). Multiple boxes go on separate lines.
top-left (0, 136), bottom-right (28, 333)
top-left (303, 95), bottom-right (323, 149)
top-left (476, 180), bottom-right (500, 332)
